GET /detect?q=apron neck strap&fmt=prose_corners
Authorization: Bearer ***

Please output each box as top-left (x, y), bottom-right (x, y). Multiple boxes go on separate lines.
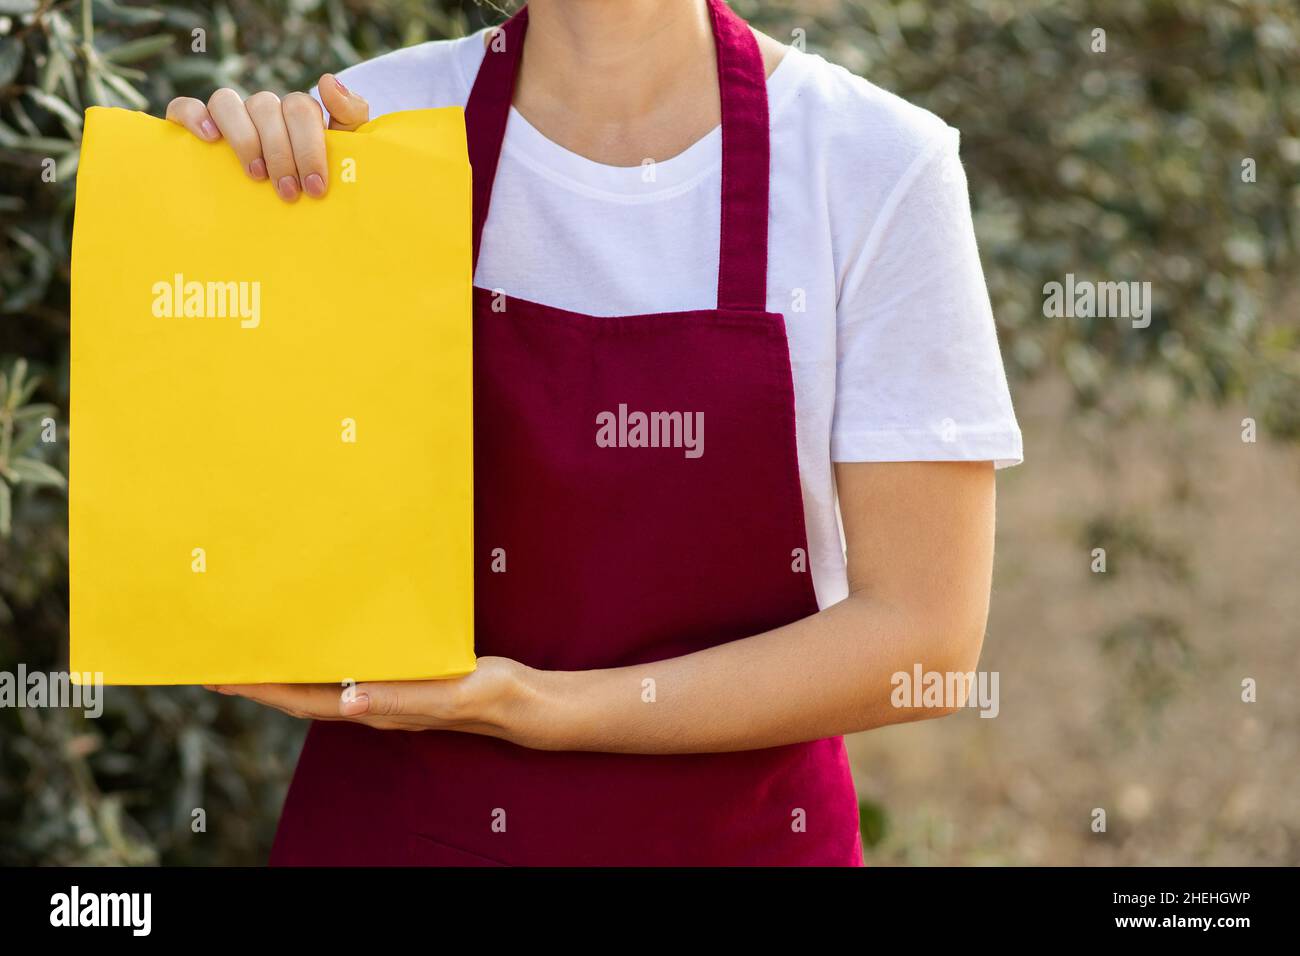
top-left (465, 0), bottom-right (771, 313)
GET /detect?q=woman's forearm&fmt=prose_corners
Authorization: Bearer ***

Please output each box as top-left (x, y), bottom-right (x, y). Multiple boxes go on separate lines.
top-left (213, 465), bottom-right (996, 755)
top-left (497, 590), bottom-right (986, 754)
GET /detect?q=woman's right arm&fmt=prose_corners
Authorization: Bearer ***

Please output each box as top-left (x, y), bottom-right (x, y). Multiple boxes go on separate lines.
top-left (164, 73), bottom-right (369, 203)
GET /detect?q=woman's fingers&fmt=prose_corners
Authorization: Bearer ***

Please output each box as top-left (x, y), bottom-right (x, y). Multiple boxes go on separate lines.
top-left (205, 88), bottom-right (266, 181)
top-left (213, 683), bottom-right (342, 719)
top-left (211, 677), bottom-right (478, 733)
top-left (282, 92), bottom-right (328, 198)
top-left (209, 681), bottom-right (475, 735)
top-left (245, 91), bottom-right (301, 202)
top-left (210, 682), bottom-right (409, 732)
top-left (164, 96), bottom-right (220, 142)
top-left (318, 73), bottom-right (370, 131)
top-left (169, 81), bottom-right (361, 202)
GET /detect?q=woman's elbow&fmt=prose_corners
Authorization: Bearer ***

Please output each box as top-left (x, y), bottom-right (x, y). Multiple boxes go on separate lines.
top-left (889, 605), bottom-right (991, 724)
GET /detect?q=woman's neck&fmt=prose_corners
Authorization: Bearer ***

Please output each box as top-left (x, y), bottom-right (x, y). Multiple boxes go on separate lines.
top-left (509, 0), bottom-right (750, 166)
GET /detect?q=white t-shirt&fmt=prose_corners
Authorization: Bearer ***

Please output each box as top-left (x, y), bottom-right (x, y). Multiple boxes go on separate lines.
top-left (319, 31), bottom-right (1024, 610)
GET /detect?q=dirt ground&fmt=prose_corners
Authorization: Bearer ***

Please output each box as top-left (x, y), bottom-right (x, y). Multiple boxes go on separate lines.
top-left (846, 376), bottom-right (1300, 865)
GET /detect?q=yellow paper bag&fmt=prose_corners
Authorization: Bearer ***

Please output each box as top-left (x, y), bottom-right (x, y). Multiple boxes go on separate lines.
top-left (69, 107), bottom-right (475, 685)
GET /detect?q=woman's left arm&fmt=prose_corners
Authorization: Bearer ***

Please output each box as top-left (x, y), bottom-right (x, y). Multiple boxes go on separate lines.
top-left (215, 459), bottom-right (997, 753)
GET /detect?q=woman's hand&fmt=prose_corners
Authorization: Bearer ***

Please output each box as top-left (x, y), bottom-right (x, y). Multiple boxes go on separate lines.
top-left (164, 73), bottom-right (368, 202)
top-left (207, 463), bottom-right (995, 756)
top-left (206, 656), bottom-right (536, 738)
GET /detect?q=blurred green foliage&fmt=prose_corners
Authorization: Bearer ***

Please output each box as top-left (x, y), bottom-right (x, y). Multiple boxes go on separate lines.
top-left (0, 358), bottom-right (65, 537)
top-left (0, 0), bottom-right (1297, 863)
top-left (1, 0), bottom-right (497, 867)
top-left (756, 0), bottom-right (1300, 432)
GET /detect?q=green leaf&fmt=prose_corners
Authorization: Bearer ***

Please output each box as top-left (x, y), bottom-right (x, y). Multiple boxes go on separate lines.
top-left (3, 136), bottom-right (77, 154)
top-left (5, 359), bottom-right (27, 410)
top-left (102, 35), bottom-right (176, 65)
top-left (93, 0), bottom-right (166, 26)
top-left (39, 43), bottom-right (70, 97)
top-left (0, 481), bottom-right (10, 538)
top-left (14, 378), bottom-right (41, 408)
top-left (9, 458), bottom-right (66, 490)
top-left (11, 363), bottom-right (41, 408)
top-left (9, 98), bottom-right (39, 136)
top-left (56, 149), bottom-right (81, 181)
top-left (98, 69), bottom-right (149, 109)
top-left (86, 70), bottom-right (111, 108)
top-left (13, 403), bottom-right (57, 423)
top-left (10, 420), bottom-right (46, 458)
top-left (25, 88), bottom-right (85, 135)
top-left (0, 37), bottom-right (23, 88)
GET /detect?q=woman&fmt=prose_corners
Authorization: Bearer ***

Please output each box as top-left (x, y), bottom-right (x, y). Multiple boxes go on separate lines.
top-left (169, 0), bottom-right (1022, 866)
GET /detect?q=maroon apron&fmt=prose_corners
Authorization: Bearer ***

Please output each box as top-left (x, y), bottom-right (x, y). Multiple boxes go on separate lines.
top-left (270, 0), bottom-right (863, 866)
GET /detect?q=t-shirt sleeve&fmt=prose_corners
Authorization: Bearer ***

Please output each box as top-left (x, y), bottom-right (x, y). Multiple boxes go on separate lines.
top-left (831, 127), bottom-right (1023, 468)
top-left (308, 36), bottom-right (477, 123)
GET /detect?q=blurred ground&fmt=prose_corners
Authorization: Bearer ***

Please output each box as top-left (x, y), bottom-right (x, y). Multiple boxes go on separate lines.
top-left (848, 374), bottom-right (1300, 865)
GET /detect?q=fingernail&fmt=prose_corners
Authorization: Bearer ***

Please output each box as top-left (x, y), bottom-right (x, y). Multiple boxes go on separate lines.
top-left (304, 172), bottom-right (326, 198)
top-left (340, 692), bottom-right (369, 716)
top-left (276, 175), bottom-right (300, 201)
top-left (200, 119), bottom-right (219, 140)
top-left (248, 157), bottom-right (268, 180)
top-left (333, 75), bottom-right (349, 95)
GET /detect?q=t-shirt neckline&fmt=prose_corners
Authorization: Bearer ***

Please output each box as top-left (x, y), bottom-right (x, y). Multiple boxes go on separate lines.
top-left (454, 28), bottom-right (808, 202)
